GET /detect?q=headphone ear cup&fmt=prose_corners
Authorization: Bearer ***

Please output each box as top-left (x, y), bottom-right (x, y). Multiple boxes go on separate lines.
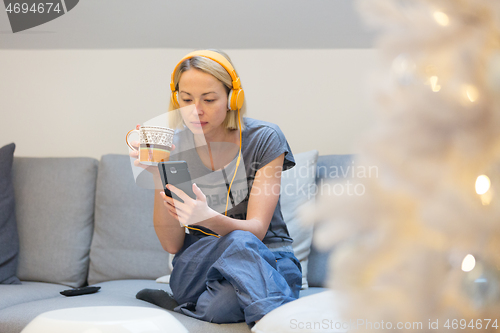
top-left (227, 89), bottom-right (245, 111)
top-left (233, 89), bottom-right (244, 111)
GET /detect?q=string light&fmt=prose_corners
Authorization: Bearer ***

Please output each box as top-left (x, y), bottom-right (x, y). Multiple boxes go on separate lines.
top-left (476, 175), bottom-right (492, 206)
top-left (475, 175), bottom-right (490, 195)
top-left (464, 85), bottom-right (479, 103)
top-left (462, 254), bottom-right (476, 272)
top-left (433, 11), bottom-right (450, 26)
top-left (429, 76), bottom-right (441, 92)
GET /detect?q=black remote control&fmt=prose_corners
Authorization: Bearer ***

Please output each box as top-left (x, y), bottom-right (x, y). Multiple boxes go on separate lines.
top-left (60, 286), bottom-right (101, 297)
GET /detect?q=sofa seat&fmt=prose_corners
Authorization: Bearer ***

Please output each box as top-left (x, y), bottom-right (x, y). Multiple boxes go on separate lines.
top-left (0, 282), bottom-right (68, 311)
top-left (0, 279), bottom-right (328, 333)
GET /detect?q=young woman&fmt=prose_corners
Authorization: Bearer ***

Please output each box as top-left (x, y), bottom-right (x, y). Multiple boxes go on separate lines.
top-left (131, 49), bottom-right (301, 327)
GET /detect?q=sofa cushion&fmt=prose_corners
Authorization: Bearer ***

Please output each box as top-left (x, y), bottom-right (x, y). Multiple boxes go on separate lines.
top-left (0, 143), bottom-right (21, 285)
top-left (0, 283), bottom-right (165, 333)
top-left (88, 155), bottom-right (171, 285)
top-left (0, 279), bottom-right (251, 333)
top-left (252, 290), bottom-right (344, 333)
top-left (0, 281), bottom-right (67, 311)
top-left (315, 154), bottom-right (357, 186)
top-left (307, 243), bottom-right (333, 288)
top-left (306, 154), bottom-right (356, 288)
top-left (281, 150), bottom-right (319, 289)
top-left (12, 157), bottom-right (98, 288)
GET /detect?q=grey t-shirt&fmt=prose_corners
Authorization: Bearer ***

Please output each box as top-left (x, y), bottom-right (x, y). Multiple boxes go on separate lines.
top-left (169, 117), bottom-right (296, 245)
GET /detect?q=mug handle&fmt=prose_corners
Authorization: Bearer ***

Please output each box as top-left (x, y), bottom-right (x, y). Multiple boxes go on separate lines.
top-left (126, 129), bottom-right (139, 151)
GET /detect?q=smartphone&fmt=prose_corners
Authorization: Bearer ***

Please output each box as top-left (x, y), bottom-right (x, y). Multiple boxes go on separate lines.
top-left (158, 161), bottom-right (196, 203)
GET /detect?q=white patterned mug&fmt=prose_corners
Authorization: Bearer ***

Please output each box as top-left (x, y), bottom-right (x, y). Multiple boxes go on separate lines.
top-left (126, 126), bottom-right (175, 165)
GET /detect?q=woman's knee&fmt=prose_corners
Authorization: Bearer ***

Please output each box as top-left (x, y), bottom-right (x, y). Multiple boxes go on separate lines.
top-left (215, 230), bottom-right (275, 268)
top-left (225, 230), bottom-right (257, 241)
top-left (220, 230), bottom-right (261, 248)
top-left (198, 279), bottom-right (244, 323)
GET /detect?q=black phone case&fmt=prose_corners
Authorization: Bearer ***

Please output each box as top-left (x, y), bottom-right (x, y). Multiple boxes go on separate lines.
top-left (158, 161), bottom-right (196, 203)
top-left (60, 286), bottom-right (101, 297)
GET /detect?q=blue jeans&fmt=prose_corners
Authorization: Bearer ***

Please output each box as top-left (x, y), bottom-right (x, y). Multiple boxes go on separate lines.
top-left (170, 230), bottom-right (302, 326)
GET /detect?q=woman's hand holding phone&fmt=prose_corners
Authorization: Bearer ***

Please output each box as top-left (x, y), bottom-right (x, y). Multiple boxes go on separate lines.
top-left (161, 184), bottom-right (218, 226)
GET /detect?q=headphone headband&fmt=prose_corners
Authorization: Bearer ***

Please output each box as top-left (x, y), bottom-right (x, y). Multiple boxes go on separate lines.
top-left (170, 50), bottom-right (245, 111)
top-left (170, 50), bottom-right (241, 92)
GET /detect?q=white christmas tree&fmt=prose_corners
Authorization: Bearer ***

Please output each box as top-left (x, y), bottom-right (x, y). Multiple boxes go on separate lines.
top-left (302, 0), bottom-right (500, 331)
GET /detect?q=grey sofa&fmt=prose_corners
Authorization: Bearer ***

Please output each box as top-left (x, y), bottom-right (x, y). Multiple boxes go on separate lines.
top-left (0, 153), bottom-right (353, 333)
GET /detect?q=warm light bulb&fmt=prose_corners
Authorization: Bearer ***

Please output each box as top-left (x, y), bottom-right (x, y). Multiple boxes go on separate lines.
top-left (462, 254), bottom-right (476, 272)
top-left (475, 175), bottom-right (491, 195)
top-left (461, 85), bottom-right (479, 103)
top-left (433, 11), bottom-right (450, 26)
top-left (430, 76), bottom-right (441, 92)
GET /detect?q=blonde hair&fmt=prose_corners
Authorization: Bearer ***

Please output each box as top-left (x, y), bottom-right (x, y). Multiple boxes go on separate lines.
top-left (168, 49), bottom-right (247, 132)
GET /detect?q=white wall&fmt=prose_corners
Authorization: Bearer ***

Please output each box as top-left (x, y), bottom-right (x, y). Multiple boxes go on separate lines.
top-left (0, 0), bottom-right (375, 49)
top-left (0, 48), bottom-right (377, 158)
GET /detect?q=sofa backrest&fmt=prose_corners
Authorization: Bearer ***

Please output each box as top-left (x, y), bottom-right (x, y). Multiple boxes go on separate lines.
top-left (307, 154), bottom-right (355, 287)
top-left (87, 154), bottom-right (170, 285)
top-left (12, 153), bottom-right (355, 288)
top-left (12, 157), bottom-right (98, 288)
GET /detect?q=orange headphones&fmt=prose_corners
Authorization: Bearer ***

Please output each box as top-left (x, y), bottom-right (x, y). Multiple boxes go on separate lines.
top-left (170, 50), bottom-right (244, 236)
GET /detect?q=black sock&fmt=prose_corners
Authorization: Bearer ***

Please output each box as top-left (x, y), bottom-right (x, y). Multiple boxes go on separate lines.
top-left (135, 288), bottom-right (179, 311)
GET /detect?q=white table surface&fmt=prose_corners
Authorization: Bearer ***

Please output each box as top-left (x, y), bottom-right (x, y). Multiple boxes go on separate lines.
top-left (21, 306), bottom-right (188, 333)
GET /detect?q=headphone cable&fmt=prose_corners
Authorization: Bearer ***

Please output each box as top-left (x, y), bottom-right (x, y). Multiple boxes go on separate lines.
top-left (184, 226), bottom-right (220, 238)
top-left (183, 108), bottom-right (242, 238)
top-left (224, 108), bottom-right (242, 216)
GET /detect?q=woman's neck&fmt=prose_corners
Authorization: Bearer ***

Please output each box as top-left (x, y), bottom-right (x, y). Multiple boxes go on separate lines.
top-left (192, 128), bottom-right (241, 171)
top-left (193, 128), bottom-right (239, 147)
